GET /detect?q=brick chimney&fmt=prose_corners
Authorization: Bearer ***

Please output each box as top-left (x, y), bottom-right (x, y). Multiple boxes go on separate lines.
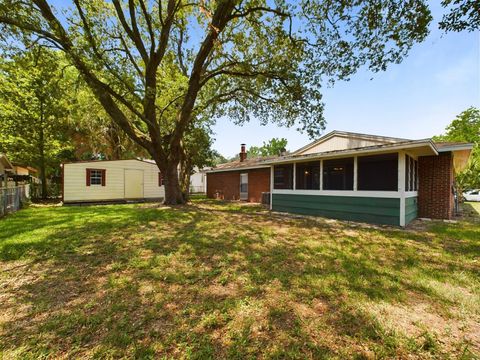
top-left (239, 144), bottom-right (247, 162)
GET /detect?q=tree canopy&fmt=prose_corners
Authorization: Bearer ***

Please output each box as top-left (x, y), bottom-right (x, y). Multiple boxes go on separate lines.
top-left (248, 138), bottom-right (288, 157)
top-left (434, 107), bottom-right (480, 191)
top-left (0, 0), bottom-right (436, 203)
top-left (0, 47), bottom-right (74, 197)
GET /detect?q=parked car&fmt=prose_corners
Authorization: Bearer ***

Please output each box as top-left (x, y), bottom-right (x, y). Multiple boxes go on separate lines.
top-left (463, 189), bottom-right (480, 202)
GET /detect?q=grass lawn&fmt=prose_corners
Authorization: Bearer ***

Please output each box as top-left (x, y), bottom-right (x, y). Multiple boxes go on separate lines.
top-left (0, 199), bottom-right (479, 359)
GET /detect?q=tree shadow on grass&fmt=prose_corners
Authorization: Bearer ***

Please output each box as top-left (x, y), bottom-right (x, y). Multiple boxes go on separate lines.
top-left (0, 202), bottom-right (478, 358)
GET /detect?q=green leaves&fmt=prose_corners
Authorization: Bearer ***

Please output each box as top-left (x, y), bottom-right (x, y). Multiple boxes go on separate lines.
top-left (247, 138), bottom-right (288, 157)
top-left (434, 107), bottom-right (480, 190)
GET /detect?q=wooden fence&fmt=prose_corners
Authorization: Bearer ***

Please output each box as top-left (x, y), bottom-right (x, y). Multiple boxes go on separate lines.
top-left (0, 185), bottom-right (29, 217)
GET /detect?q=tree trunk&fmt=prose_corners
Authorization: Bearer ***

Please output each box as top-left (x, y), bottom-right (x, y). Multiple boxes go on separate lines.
top-left (39, 100), bottom-right (48, 199)
top-left (162, 161), bottom-right (185, 205)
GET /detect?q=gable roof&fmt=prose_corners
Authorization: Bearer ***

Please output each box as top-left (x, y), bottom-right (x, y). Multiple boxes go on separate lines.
top-left (292, 130), bottom-right (410, 155)
top-left (0, 154), bottom-right (14, 170)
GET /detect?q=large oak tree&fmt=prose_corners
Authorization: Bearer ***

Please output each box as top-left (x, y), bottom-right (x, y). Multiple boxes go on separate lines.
top-left (0, 0), bottom-right (433, 204)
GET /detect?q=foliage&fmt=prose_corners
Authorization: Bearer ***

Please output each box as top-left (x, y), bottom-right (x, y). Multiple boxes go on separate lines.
top-left (211, 150), bottom-right (229, 165)
top-left (439, 0), bottom-right (480, 32)
top-left (0, 200), bottom-right (479, 358)
top-left (0, 0), bottom-right (434, 203)
top-left (0, 47), bottom-right (74, 197)
top-left (68, 85), bottom-right (148, 160)
top-left (433, 107), bottom-right (480, 190)
top-left (247, 138), bottom-right (288, 157)
top-left (178, 121), bottom-right (216, 198)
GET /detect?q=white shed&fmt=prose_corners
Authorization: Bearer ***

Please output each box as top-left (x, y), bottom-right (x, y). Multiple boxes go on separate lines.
top-left (62, 159), bottom-right (164, 203)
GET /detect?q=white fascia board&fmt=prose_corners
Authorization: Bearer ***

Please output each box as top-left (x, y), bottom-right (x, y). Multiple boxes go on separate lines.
top-left (267, 140), bottom-right (438, 165)
top-left (437, 144), bottom-right (475, 152)
top-left (206, 165), bottom-right (270, 173)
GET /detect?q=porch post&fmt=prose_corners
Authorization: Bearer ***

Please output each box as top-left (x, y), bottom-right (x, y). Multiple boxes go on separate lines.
top-left (398, 151), bottom-right (406, 227)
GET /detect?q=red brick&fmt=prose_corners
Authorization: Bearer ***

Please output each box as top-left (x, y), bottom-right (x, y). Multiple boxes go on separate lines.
top-left (418, 152), bottom-right (454, 219)
top-left (207, 168), bottom-right (270, 203)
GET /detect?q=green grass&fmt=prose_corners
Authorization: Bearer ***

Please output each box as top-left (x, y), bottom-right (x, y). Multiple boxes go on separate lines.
top-left (0, 200), bottom-right (479, 359)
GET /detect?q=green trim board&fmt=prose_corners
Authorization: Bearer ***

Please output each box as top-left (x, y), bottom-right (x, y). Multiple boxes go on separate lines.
top-left (405, 196), bottom-right (418, 225)
top-left (272, 194), bottom-right (401, 226)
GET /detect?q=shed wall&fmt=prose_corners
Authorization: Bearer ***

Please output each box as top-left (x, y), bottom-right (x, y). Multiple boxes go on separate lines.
top-left (64, 160), bottom-right (164, 202)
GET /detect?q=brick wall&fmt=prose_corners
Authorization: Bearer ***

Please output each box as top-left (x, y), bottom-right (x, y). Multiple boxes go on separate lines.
top-left (207, 168), bottom-right (270, 203)
top-left (418, 152), bottom-right (454, 219)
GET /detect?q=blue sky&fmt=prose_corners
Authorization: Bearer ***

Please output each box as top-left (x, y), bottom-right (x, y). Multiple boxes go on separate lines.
top-left (212, 4), bottom-right (480, 158)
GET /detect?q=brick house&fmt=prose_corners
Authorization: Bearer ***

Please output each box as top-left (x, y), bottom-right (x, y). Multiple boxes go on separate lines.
top-left (206, 131), bottom-right (473, 226)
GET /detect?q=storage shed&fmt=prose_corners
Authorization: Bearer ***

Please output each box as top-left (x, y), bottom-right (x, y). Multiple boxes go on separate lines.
top-left (62, 159), bottom-right (164, 204)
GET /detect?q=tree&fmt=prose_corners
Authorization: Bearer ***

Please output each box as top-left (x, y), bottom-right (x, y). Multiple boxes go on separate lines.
top-left (248, 138), bottom-right (288, 157)
top-left (433, 107), bottom-right (480, 190)
top-left (178, 122), bottom-right (216, 200)
top-left (68, 85), bottom-right (149, 160)
top-left (0, 48), bottom-right (73, 198)
top-left (0, 0), bottom-right (433, 204)
top-left (211, 151), bottom-right (229, 166)
top-left (439, 0), bottom-right (480, 32)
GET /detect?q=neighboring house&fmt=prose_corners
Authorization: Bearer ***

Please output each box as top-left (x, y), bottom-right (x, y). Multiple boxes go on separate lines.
top-left (206, 131), bottom-right (474, 226)
top-left (62, 159), bottom-right (164, 204)
top-left (12, 164), bottom-right (38, 177)
top-left (0, 154), bottom-right (14, 187)
top-left (190, 167), bottom-right (208, 194)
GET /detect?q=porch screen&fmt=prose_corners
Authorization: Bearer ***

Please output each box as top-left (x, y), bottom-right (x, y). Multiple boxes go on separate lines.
top-left (274, 164), bottom-right (293, 189)
top-left (405, 155), bottom-right (418, 191)
top-left (322, 157), bottom-right (354, 190)
top-left (358, 153), bottom-right (398, 191)
top-left (296, 161), bottom-right (320, 190)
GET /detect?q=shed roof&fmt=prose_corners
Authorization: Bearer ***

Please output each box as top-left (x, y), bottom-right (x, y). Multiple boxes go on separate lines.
top-left (0, 154), bottom-right (14, 170)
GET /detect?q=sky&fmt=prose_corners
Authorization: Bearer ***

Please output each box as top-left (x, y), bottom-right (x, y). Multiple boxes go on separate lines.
top-left (212, 4), bottom-right (480, 158)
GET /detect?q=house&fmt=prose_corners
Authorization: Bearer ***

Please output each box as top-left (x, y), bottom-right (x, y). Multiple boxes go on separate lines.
top-left (206, 131), bottom-right (474, 226)
top-left (0, 154), bottom-right (14, 188)
top-left (62, 159), bottom-right (164, 204)
top-left (12, 164), bottom-right (38, 177)
top-left (190, 167), bottom-right (208, 194)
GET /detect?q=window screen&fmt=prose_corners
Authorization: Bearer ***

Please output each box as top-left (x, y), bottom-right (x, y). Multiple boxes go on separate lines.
top-left (405, 155), bottom-right (419, 191)
top-left (358, 153), bottom-right (398, 191)
top-left (296, 161), bottom-right (320, 190)
top-left (323, 158), bottom-right (354, 190)
top-left (274, 164), bottom-right (293, 189)
top-left (90, 169), bottom-right (103, 185)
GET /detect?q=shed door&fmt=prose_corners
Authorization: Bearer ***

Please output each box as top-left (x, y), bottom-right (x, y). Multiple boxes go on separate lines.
top-left (240, 173), bottom-right (248, 201)
top-left (124, 169), bottom-right (144, 199)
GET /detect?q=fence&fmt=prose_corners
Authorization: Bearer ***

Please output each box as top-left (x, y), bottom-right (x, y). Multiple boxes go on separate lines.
top-left (0, 185), bottom-right (29, 217)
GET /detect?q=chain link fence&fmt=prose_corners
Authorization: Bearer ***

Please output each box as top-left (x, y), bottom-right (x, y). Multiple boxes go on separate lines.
top-left (0, 185), bottom-right (29, 218)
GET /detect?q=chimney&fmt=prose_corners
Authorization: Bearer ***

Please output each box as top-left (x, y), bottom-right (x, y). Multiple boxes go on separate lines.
top-left (239, 144), bottom-right (247, 162)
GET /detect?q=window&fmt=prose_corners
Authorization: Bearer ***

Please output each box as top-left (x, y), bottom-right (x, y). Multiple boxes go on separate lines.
top-left (86, 169), bottom-right (105, 186)
top-left (274, 164), bottom-right (293, 189)
top-left (323, 158), bottom-right (354, 190)
top-left (357, 153), bottom-right (398, 191)
top-left (405, 155), bottom-right (419, 191)
top-left (296, 161), bottom-right (320, 190)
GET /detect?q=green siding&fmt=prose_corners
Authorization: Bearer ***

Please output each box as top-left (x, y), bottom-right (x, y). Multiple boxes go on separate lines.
top-left (272, 194), bottom-right (400, 226)
top-left (405, 196), bottom-right (418, 225)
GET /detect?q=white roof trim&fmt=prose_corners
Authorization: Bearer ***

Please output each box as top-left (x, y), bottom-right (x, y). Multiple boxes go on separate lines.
top-left (292, 130), bottom-right (411, 155)
top-left (207, 140), bottom-right (438, 172)
top-left (261, 139), bottom-right (438, 165)
top-left (206, 165), bottom-right (270, 173)
top-left (436, 143), bottom-right (474, 152)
